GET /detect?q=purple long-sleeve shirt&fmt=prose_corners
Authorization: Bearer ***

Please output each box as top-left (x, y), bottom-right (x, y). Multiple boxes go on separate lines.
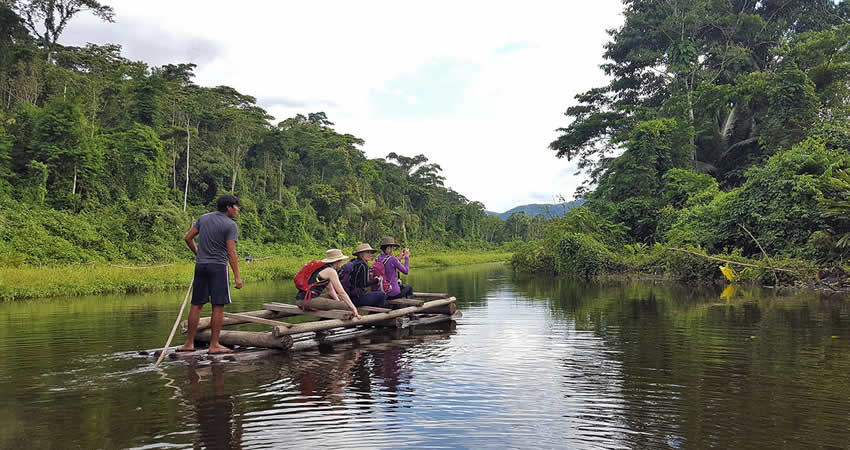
top-left (377, 254), bottom-right (409, 296)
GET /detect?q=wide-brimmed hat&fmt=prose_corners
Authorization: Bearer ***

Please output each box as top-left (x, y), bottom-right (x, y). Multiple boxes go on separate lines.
top-left (321, 249), bottom-right (347, 264)
top-left (379, 237), bottom-right (399, 249)
top-left (352, 243), bottom-right (378, 255)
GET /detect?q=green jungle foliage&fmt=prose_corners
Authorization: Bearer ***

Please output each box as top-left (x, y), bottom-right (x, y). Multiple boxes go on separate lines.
top-left (0, 3), bottom-right (528, 267)
top-left (520, 0), bottom-right (850, 283)
top-left (0, 250), bottom-right (510, 301)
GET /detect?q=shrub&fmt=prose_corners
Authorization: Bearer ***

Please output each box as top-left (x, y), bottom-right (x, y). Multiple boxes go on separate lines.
top-left (554, 233), bottom-right (616, 279)
top-left (510, 240), bottom-right (556, 274)
top-left (664, 246), bottom-right (724, 282)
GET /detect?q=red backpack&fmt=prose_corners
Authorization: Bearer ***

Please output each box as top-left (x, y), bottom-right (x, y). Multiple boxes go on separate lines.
top-left (294, 260), bottom-right (327, 309)
top-left (370, 255), bottom-right (393, 293)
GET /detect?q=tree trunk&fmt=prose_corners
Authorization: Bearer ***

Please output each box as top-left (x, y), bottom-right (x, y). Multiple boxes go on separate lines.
top-left (171, 115), bottom-right (177, 191)
top-left (71, 164), bottom-right (77, 195)
top-left (278, 160), bottom-right (283, 202)
top-left (182, 118), bottom-right (190, 212)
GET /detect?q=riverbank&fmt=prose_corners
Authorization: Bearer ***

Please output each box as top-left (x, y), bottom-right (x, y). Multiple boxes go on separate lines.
top-left (0, 250), bottom-right (511, 301)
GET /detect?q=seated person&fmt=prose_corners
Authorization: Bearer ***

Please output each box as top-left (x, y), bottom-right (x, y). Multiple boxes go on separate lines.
top-left (343, 243), bottom-right (388, 308)
top-left (295, 249), bottom-right (361, 319)
top-left (376, 237), bottom-right (413, 300)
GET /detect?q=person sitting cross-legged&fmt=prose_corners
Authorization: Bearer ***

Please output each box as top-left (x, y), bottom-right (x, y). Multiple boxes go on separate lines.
top-left (341, 243), bottom-right (389, 308)
top-left (376, 237), bottom-right (413, 300)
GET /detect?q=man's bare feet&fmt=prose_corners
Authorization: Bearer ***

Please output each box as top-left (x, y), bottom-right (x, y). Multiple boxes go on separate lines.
top-left (175, 345), bottom-right (195, 352)
top-left (207, 345), bottom-right (233, 355)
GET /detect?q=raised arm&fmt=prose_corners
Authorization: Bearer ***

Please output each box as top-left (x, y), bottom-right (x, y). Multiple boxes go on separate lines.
top-left (393, 255), bottom-right (409, 275)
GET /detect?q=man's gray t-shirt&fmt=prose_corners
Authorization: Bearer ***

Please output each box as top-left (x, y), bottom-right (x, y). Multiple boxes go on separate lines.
top-left (194, 212), bottom-right (238, 265)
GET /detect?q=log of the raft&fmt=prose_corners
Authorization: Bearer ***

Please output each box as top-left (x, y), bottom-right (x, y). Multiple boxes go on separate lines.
top-left (290, 328), bottom-right (378, 351)
top-left (390, 298), bottom-right (425, 307)
top-left (195, 329), bottom-right (293, 350)
top-left (273, 297), bottom-right (455, 336)
top-left (263, 303), bottom-right (353, 320)
top-left (374, 317), bottom-right (405, 328)
top-left (412, 292), bottom-right (449, 298)
top-left (223, 312), bottom-right (292, 328)
top-left (360, 306), bottom-right (392, 313)
top-left (294, 296), bottom-right (349, 311)
top-left (408, 313), bottom-right (452, 327)
top-left (427, 303), bottom-right (457, 315)
top-left (182, 309), bottom-right (285, 334)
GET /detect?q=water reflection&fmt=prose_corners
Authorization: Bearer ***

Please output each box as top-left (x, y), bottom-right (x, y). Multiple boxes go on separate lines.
top-left (185, 361), bottom-right (243, 449)
top-left (511, 274), bottom-right (850, 449)
top-left (3, 264), bottom-right (850, 449)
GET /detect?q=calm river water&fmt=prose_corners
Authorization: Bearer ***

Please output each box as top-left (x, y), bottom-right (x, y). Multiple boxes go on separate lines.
top-left (2, 263), bottom-right (850, 449)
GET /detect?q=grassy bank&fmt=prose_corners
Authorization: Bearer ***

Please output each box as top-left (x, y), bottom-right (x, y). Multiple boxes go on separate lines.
top-left (0, 250), bottom-right (511, 301)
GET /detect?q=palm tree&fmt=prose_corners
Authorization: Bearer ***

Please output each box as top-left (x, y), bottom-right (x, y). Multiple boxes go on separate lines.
top-left (391, 206), bottom-right (419, 242)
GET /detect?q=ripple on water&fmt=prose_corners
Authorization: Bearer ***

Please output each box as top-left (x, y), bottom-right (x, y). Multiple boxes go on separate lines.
top-left (4, 268), bottom-right (850, 449)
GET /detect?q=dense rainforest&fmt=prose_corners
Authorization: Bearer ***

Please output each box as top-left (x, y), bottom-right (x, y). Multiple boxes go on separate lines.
top-left (513, 0), bottom-right (850, 284)
top-left (0, 1), bottom-right (541, 267)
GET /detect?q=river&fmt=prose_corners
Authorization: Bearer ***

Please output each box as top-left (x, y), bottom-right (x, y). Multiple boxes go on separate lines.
top-left (1, 263), bottom-right (849, 449)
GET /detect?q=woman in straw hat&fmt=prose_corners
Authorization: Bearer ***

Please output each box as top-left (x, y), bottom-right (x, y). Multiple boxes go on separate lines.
top-left (341, 243), bottom-right (388, 307)
top-left (376, 237), bottom-right (413, 299)
top-left (295, 249), bottom-right (361, 319)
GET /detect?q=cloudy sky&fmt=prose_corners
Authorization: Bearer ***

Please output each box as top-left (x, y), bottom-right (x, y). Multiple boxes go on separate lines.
top-left (63, 1), bottom-right (624, 213)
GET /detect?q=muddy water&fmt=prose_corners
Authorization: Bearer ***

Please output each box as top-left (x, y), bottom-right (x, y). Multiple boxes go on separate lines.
top-left (1, 263), bottom-right (849, 448)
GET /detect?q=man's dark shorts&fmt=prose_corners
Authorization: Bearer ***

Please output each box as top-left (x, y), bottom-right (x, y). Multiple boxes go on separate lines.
top-left (191, 263), bottom-right (231, 306)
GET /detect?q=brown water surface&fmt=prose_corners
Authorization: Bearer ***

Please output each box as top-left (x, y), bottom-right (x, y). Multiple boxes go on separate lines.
top-left (1, 263), bottom-right (849, 448)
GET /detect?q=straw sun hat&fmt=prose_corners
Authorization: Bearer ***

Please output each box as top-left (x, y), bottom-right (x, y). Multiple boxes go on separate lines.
top-left (352, 243), bottom-right (378, 255)
top-left (321, 249), bottom-right (348, 264)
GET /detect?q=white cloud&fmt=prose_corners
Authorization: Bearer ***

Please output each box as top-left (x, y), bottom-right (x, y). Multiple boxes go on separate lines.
top-left (62, 0), bottom-right (623, 212)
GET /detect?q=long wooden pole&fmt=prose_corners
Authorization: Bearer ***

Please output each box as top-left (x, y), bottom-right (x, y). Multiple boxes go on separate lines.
top-left (273, 297), bottom-right (455, 336)
top-left (154, 280), bottom-right (194, 368)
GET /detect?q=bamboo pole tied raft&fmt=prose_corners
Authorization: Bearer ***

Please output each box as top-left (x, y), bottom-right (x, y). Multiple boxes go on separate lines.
top-left (171, 294), bottom-right (459, 354)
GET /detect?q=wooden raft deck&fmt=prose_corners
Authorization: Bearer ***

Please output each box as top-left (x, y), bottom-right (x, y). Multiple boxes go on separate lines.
top-left (148, 293), bottom-right (460, 361)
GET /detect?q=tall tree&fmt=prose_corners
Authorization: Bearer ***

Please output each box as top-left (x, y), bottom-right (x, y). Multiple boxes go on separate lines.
top-left (11, 0), bottom-right (114, 61)
top-left (550, 0), bottom-right (845, 186)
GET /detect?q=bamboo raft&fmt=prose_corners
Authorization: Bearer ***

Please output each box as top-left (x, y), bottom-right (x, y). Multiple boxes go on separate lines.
top-left (144, 293), bottom-right (460, 362)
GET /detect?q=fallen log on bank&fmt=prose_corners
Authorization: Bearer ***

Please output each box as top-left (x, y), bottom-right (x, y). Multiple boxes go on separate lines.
top-left (667, 248), bottom-right (798, 273)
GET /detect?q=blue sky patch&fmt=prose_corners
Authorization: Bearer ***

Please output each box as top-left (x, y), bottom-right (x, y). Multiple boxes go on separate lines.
top-left (496, 41), bottom-right (533, 54)
top-left (371, 58), bottom-right (479, 117)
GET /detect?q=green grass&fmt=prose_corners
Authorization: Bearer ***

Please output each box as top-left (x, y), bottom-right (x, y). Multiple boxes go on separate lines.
top-left (0, 250), bottom-right (511, 301)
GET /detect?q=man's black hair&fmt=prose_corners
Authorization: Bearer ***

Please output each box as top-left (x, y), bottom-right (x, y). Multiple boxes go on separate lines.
top-left (216, 194), bottom-right (239, 212)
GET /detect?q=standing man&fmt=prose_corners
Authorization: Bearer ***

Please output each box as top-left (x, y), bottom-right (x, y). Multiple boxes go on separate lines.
top-left (179, 194), bottom-right (243, 354)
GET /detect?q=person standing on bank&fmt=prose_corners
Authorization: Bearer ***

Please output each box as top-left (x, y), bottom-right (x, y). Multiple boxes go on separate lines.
top-left (345, 243), bottom-right (388, 307)
top-left (179, 194), bottom-right (243, 354)
top-left (377, 237), bottom-right (412, 300)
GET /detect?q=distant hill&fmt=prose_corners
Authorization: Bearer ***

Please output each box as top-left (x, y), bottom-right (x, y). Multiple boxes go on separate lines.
top-left (486, 200), bottom-right (585, 220)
